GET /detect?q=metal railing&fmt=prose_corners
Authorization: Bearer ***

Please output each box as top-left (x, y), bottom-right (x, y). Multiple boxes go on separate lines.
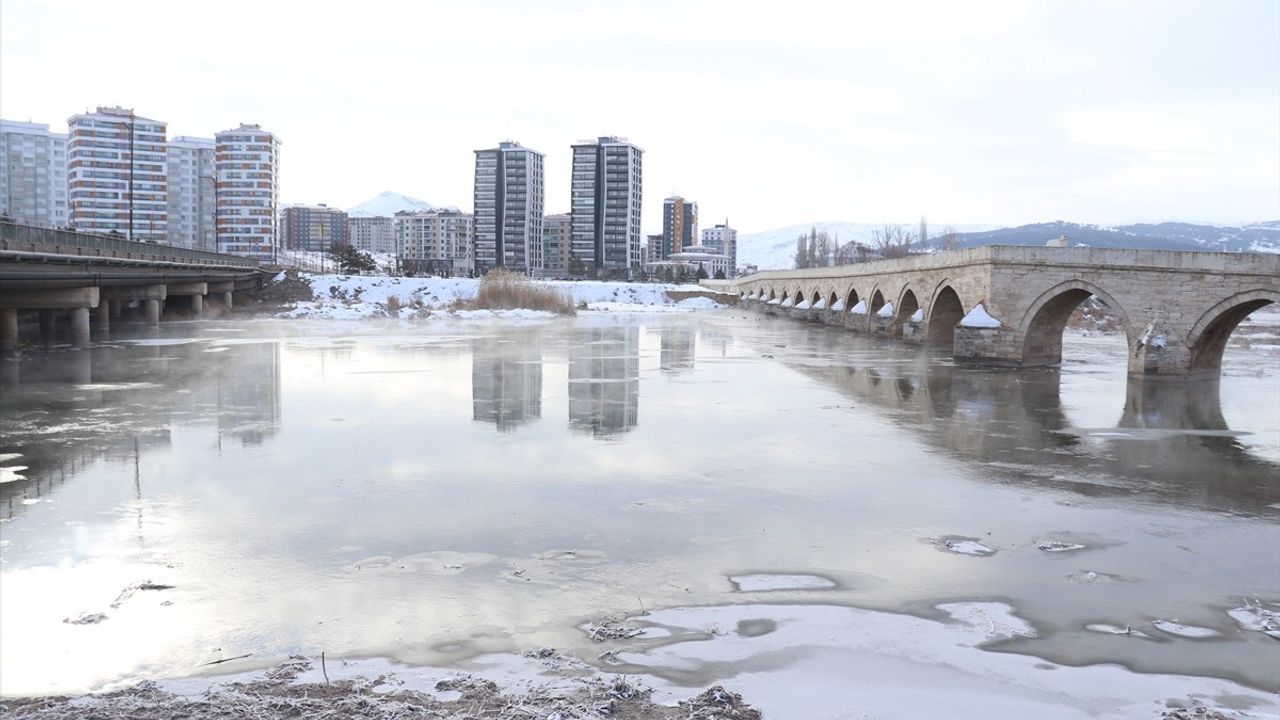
top-left (0, 221), bottom-right (261, 269)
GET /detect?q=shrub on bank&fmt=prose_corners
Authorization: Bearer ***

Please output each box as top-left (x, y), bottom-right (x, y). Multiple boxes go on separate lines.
top-left (466, 270), bottom-right (576, 315)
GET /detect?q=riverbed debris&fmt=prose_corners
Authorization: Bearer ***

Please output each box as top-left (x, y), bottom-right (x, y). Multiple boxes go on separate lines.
top-left (586, 616), bottom-right (645, 641)
top-left (0, 658), bottom-right (762, 720)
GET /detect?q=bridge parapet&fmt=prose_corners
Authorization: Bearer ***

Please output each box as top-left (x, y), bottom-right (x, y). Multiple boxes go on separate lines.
top-left (720, 246), bottom-right (1280, 380)
top-left (1, 222), bottom-right (260, 269)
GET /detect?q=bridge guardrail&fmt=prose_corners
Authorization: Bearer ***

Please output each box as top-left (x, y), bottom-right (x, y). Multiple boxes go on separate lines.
top-left (0, 222), bottom-right (261, 269)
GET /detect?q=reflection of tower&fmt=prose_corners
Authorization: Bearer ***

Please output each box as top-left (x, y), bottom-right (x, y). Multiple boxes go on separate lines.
top-left (659, 325), bottom-right (696, 373)
top-left (568, 326), bottom-right (639, 436)
top-left (472, 338), bottom-right (543, 431)
top-left (217, 342), bottom-right (282, 445)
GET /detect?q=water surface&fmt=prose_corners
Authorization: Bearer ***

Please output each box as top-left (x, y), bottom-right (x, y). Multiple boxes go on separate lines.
top-left (1, 312), bottom-right (1277, 695)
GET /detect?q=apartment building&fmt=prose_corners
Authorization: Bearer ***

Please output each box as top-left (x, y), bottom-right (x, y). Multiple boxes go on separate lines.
top-left (542, 213), bottom-right (572, 276)
top-left (166, 136), bottom-right (215, 250)
top-left (67, 106), bottom-right (167, 241)
top-left (395, 209), bottom-right (473, 276)
top-left (0, 120), bottom-right (68, 228)
top-left (350, 215), bottom-right (396, 254)
top-left (569, 136), bottom-right (642, 277)
top-left (215, 124), bottom-right (280, 261)
top-left (700, 222), bottom-right (738, 277)
top-left (281, 203), bottom-right (349, 252)
top-left (474, 141), bottom-right (544, 275)
top-left (661, 196), bottom-right (698, 259)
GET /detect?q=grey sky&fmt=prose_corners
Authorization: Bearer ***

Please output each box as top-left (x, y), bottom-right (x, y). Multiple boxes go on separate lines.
top-left (2, 0), bottom-right (1277, 233)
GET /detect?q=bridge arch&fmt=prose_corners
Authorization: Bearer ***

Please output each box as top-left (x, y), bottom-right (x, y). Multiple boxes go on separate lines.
top-left (926, 284), bottom-right (965, 347)
top-left (896, 288), bottom-right (920, 322)
top-left (1185, 289), bottom-right (1280, 376)
top-left (1019, 280), bottom-right (1133, 366)
top-left (827, 291), bottom-right (838, 309)
top-left (843, 287), bottom-right (860, 313)
top-left (869, 287), bottom-right (887, 316)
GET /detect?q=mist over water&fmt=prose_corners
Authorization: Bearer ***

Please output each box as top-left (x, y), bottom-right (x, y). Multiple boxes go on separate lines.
top-left (1, 313), bottom-right (1277, 696)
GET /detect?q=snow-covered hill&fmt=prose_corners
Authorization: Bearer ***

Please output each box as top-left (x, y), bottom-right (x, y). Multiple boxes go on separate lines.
top-left (347, 191), bottom-right (457, 218)
top-left (947, 221), bottom-right (1280, 254)
top-left (738, 222), bottom-right (1000, 270)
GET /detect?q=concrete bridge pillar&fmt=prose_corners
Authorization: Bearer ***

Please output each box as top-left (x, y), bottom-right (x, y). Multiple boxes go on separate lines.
top-left (145, 298), bottom-right (161, 326)
top-left (0, 308), bottom-right (17, 352)
top-left (94, 300), bottom-right (110, 339)
top-left (223, 291), bottom-right (233, 310)
top-left (70, 307), bottom-right (91, 349)
top-left (190, 294), bottom-right (204, 316)
top-left (39, 310), bottom-right (55, 346)
top-left (110, 299), bottom-right (122, 319)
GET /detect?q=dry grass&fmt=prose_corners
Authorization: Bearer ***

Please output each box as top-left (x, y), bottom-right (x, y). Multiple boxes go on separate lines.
top-left (465, 270), bottom-right (575, 315)
top-left (0, 657), bottom-right (761, 720)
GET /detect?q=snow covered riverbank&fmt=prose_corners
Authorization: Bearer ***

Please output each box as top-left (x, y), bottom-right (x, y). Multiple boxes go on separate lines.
top-left (11, 598), bottom-right (1274, 719)
top-left (277, 274), bottom-right (725, 320)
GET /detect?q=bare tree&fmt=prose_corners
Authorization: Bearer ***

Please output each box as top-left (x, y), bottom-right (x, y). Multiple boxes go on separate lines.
top-left (806, 227), bottom-right (818, 268)
top-left (940, 226), bottom-right (959, 252)
top-left (919, 216), bottom-right (929, 252)
top-left (795, 234), bottom-right (808, 269)
top-left (873, 224), bottom-right (916, 259)
top-left (815, 231), bottom-right (833, 268)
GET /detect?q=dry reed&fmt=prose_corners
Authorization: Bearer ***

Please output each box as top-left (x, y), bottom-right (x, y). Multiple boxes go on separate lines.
top-left (466, 270), bottom-right (575, 315)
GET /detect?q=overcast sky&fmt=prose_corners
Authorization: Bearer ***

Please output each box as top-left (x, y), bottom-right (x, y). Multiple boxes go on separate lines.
top-left (2, 0), bottom-right (1277, 233)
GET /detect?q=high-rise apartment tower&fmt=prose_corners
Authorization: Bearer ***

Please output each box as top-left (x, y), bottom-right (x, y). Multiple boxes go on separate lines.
top-left (215, 124), bottom-right (280, 261)
top-left (67, 106), bottom-right (167, 241)
top-left (569, 136), bottom-right (642, 277)
top-left (474, 141), bottom-right (544, 275)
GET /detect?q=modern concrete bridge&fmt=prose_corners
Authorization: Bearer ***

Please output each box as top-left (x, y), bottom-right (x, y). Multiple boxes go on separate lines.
top-left (1, 222), bottom-right (270, 350)
top-left (713, 246), bottom-right (1280, 379)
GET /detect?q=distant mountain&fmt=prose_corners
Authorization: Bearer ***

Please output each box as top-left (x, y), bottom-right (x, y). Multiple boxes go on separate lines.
top-left (347, 191), bottom-right (456, 218)
top-left (738, 220), bottom-right (1280, 270)
top-left (737, 221), bottom-right (1000, 270)
top-left (946, 221), bottom-right (1280, 254)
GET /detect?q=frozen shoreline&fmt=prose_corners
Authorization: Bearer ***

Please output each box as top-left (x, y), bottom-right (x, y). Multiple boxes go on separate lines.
top-left (274, 274), bottom-right (727, 320)
top-left (7, 597), bottom-right (1275, 719)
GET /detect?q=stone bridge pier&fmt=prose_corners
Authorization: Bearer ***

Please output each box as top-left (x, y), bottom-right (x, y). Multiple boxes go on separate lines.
top-left (718, 246), bottom-right (1280, 381)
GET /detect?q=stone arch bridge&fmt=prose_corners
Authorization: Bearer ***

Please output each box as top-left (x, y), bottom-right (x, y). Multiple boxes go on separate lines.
top-left (710, 246), bottom-right (1280, 379)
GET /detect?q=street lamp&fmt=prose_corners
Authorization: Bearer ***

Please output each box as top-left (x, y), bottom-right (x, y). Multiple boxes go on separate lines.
top-left (125, 111), bottom-right (135, 241)
top-left (201, 175), bottom-right (219, 252)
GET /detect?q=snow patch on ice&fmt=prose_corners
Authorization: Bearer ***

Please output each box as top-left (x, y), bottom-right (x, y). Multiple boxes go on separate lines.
top-left (729, 574), bottom-right (837, 592)
top-left (1151, 619), bottom-right (1219, 638)
top-left (849, 300), bottom-right (868, 315)
top-left (910, 308), bottom-right (925, 322)
top-left (876, 302), bottom-right (895, 318)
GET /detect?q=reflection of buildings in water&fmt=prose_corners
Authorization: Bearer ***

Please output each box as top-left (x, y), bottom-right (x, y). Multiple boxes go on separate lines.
top-left (698, 326), bottom-right (731, 358)
top-left (659, 325), bottom-right (696, 373)
top-left (471, 338), bottom-right (543, 431)
top-left (1, 340), bottom-right (285, 518)
top-left (216, 342), bottom-right (282, 446)
top-left (569, 326), bottom-right (640, 437)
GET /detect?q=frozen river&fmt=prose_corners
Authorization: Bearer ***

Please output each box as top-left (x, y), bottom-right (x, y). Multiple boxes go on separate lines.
top-left (1, 310), bottom-right (1277, 715)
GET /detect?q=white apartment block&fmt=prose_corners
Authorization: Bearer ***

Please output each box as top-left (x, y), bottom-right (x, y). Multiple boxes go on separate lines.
top-left (350, 215), bottom-right (396, 254)
top-left (395, 210), bottom-right (473, 276)
top-left (473, 141), bottom-right (544, 275)
top-left (215, 124), bottom-right (280, 261)
top-left (167, 136), bottom-right (216, 250)
top-left (67, 106), bottom-right (167, 241)
top-left (0, 120), bottom-right (68, 228)
top-left (700, 222), bottom-right (738, 277)
top-left (570, 136), bottom-right (642, 277)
